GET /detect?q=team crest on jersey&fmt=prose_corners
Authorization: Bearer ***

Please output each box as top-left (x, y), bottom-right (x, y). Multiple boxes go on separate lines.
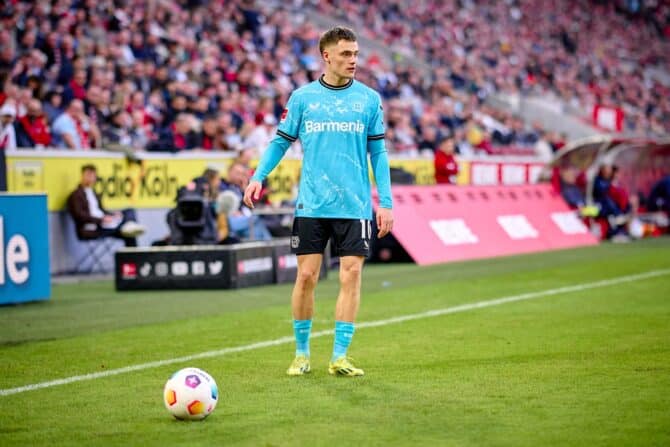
top-left (280, 108), bottom-right (288, 123)
top-left (352, 102), bottom-right (363, 112)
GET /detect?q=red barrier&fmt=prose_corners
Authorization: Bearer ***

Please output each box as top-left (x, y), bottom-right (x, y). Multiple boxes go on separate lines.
top-left (373, 184), bottom-right (599, 265)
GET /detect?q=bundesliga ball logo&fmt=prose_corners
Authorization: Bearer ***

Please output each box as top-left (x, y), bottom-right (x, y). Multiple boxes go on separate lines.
top-left (163, 367), bottom-right (218, 420)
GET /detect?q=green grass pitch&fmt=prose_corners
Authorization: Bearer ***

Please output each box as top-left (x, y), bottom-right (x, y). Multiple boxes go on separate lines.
top-left (1, 238), bottom-right (669, 446)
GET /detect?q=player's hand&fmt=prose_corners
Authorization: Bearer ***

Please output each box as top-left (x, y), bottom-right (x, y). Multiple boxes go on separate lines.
top-left (243, 180), bottom-right (263, 209)
top-left (376, 207), bottom-right (394, 238)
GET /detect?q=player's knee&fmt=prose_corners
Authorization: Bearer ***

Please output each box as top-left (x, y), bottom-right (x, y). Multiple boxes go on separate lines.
top-left (339, 261), bottom-right (363, 283)
top-left (295, 269), bottom-right (319, 288)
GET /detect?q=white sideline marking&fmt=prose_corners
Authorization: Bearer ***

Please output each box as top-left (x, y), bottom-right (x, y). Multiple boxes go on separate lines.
top-left (1, 269), bottom-right (668, 397)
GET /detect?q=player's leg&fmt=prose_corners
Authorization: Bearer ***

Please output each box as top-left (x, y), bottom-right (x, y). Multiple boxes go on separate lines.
top-left (287, 218), bottom-right (329, 376)
top-left (334, 255), bottom-right (364, 322)
top-left (286, 253), bottom-right (322, 376)
top-left (329, 219), bottom-right (370, 376)
top-left (329, 255), bottom-right (365, 374)
top-left (292, 253), bottom-right (322, 319)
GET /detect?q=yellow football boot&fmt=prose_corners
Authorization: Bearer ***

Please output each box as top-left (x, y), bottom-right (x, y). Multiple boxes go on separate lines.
top-left (286, 355), bottom-right (311, 376)
top-left (328, 357), bottom-right (364, 377)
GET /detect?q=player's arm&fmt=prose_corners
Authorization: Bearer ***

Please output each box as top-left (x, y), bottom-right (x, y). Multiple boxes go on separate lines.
top-left (368, 95), bottom-right (394, 237)
top-left (244, 94), bottom-right (302, 208)
top-left (369, 139), bottom-right (393, 237)
top-left (244, 135), bottom-right (293, 208)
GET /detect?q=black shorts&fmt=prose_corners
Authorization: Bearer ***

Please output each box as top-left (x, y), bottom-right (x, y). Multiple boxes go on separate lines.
top-left (291, 217), bottom-right (372, 257)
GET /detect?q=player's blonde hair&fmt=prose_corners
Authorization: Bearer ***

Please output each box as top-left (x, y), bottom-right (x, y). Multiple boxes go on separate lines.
top-left (319, 26), bottom-right (357, 55)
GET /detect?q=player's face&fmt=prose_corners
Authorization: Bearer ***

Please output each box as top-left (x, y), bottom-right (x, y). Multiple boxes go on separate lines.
top-left (323, 40), bottom-right (359, 81)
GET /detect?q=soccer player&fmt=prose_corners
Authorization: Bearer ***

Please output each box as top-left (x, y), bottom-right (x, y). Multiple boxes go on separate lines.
top-left (243, 26), bottom-right (394, 377)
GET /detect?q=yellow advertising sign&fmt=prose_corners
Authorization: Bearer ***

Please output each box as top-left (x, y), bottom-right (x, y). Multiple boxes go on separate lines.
top-left (456, 160), bottom-right (470, 185)
top-left (388, 158), bottom-right (470, 186)
top-left (7, 151), bottom-right (465, 211)
top-left (389, 159), bottom-right (435, 185)
top-left (7, 153), bottom-right (234, 211)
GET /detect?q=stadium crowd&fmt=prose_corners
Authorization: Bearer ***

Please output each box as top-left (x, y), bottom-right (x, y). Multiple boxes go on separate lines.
top-left (0, 0), bottom-right (583, 160)
top-left (319, 0), bottom-right (670, 137)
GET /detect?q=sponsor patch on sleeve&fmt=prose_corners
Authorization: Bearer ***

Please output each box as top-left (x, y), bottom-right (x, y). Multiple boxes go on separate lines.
top-left (280, 108), bottom-right (288, 123)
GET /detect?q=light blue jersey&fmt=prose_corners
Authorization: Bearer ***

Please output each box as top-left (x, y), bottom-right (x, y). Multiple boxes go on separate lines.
top-left (252, 76), bottom-right (393, 219)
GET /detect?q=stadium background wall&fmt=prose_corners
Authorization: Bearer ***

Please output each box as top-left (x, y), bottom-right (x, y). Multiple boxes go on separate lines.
top-left (4, 150), bottom-right (542, 274)
top-left (6, 150), bottom-right (545, 210)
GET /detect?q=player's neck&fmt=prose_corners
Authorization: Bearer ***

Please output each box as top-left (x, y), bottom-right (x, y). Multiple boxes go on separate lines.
top-left (321, 72), bottom-right (352, 88)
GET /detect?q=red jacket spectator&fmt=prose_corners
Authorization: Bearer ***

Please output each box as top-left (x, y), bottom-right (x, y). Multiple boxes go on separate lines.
top-left (17, 115), bottom-right (51, 147)
top-left (434, 136), bottom-right (459, 184)
top-left (16, 99), bottom-right (51, 147)
top-left (64, 70), bottom-right (88, 103)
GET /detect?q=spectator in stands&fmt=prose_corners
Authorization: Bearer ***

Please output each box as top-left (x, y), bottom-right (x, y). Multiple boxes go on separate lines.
top-left (2, 0), bottom-right (667, 157)
top-left (84, 85), bottom-right (110, 133)
top-left (534, 130), bottom-right (554, 163)
top-left (52, 99), bottom-right (98, 149)
top-left (417, 125), bottom-right (440, 153)
top-left (434, 135), bottom-right (459, 184)
top-left (243, 113), bottom-right (277, 157)
top-left (129, 110), bottom-right (151, 150)
top-left (323, 0), bottom-right (670, 136)
top-left (66, 164), bottom-right (145, 246)
top-left (549, 132), bottom-right (567, 153)
top-left (454, 127), bottom-right (475, 157)
top-left (219, 112), bottom-right (244, 151)
top-left (199, 115), bottom-right (220, 151)
top-left (43, 88), bottom-right (64, 124)
top-left (63, 69), bottom-right (88, 104)
top-left (102, 110), bottom-right (133, 150)
top-left (0, 103), bottom-right (17, 150)
top-left (164, 94), bottom-right (189, 127)
top-left (147, 113), bottom-right (200, 152)
top-left (15, 98), bottom-right (51, 148)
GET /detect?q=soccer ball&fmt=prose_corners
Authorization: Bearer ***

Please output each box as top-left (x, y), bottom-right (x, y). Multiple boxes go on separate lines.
top-left (163, 367), bottom-right (218, 420)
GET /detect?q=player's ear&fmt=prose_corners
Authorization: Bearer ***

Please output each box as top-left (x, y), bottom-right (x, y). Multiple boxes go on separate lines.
top-left (323, 51), bottom-right (330, 64)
